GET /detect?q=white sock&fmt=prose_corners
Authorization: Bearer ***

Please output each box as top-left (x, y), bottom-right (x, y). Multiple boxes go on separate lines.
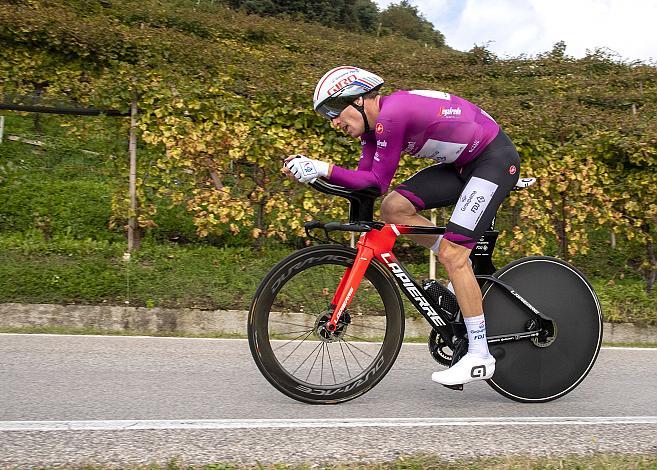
top-left (430, 235), bottom-right (443, 254)
top-left (464, 314), bottom-right (490, 358)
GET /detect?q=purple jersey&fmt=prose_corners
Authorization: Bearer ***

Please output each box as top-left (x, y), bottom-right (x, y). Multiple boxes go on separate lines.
top-left (328, 90), bottom-right (500, 194)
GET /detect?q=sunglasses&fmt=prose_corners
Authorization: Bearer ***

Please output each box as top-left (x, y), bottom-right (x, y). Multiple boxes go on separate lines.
top-left (316, 96), bottom-right (358, 120)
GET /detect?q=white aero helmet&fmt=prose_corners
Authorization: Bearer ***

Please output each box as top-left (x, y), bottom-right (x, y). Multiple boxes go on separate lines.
top-left (313, 66), bottom-right (384, 121)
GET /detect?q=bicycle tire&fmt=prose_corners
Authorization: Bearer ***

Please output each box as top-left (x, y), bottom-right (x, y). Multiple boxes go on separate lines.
top-left (482, 256), bottom-right (603, 402)
top-left (248, 244), bottom-right (405, 404)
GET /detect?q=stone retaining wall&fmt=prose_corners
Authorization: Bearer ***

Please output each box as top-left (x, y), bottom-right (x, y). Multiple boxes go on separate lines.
top-left (1, 303), bottom-right (655, 343)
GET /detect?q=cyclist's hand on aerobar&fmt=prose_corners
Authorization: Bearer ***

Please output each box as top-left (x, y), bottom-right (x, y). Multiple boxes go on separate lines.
top-left (283, 155), bottom-right (329, 184)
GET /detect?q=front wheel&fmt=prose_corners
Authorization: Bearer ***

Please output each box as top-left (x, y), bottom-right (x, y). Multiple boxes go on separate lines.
top-left (248, 245), bottom-right (405, 404)
top-left (482, 256), bottom-right (603, 402)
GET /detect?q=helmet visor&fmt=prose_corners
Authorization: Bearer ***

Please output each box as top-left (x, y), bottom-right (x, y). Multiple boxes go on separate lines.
top-left (315, 96), bottom-right (356, 120)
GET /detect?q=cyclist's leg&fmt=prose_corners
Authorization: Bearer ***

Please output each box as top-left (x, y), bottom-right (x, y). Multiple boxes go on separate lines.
top-left (440, 131), bottom-right (520, 301)
top-left (432, 131), bottom-right (520, 385)
top-left (442, 131), bottom-right (520, 252)
top-left (439, 162), bottom-right (519, 318)
top-left (381, 164), bottom-right (465, 249)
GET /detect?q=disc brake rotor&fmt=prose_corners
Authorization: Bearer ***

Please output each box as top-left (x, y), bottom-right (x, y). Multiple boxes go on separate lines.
top-left (315, 311), bottom-right (351, 343)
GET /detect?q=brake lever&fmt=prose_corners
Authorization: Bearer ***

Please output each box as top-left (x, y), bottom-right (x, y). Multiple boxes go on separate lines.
top-left (323, 227), bottom-right (343, 245)
top-left (304, 220), bottom-right (323, 238)
top-left (304, 220), bottom-right (330, 244)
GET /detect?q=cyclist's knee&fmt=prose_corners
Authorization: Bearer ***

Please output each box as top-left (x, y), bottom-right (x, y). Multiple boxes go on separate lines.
top-left (380, 191), bottom-right (416, 223)
top-left (438, 239), bottom-right (471, 273)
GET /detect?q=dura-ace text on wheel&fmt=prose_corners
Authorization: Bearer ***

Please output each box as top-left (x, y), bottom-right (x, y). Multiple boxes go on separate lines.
top-left (248, 245), bottom-right (405, 404)
top-left (482, 256), bottom-right (603, 402)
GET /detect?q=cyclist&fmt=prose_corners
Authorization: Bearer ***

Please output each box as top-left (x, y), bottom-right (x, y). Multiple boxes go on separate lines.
top-left (283, 66), bottom-right (520, 387)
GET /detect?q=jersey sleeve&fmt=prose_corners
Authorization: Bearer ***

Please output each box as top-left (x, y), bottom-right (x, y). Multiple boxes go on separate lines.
top-left (327, 119), bottom-right (405, 195)
top-left (356, 134), bottom-right (376, 172)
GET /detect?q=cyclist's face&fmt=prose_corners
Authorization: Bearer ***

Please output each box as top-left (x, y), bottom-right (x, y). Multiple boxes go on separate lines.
top-left (331, 100), bottom-right (365, 138)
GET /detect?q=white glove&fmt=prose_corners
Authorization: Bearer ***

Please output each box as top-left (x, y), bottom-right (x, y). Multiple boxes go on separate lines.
top-left (285, 155), bottom-right (329, 184)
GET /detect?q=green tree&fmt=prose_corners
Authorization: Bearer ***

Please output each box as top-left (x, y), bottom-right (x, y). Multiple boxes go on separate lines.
top-left (227, 0), bottom-right (380, 33)
top-left (549, 40), bottom-right (567, 60)
top-left (238, 0), bottom-right (279, 16)
top-left (380, 0), bottom-right (444, 47)
top-left (354, 0), bottom-right (379, 32)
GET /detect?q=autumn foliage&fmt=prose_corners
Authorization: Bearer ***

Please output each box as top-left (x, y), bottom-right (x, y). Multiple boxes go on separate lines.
top-left (1, 0), bottom-right (656, 291)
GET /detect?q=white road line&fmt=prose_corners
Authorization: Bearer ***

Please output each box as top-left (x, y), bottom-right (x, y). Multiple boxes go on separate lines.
top-left (1, 417), bottom-right (656, 432)
top-left (1, 334), bottom-right (656, 350)
top-left (0, 333), bottom-right (248, 342)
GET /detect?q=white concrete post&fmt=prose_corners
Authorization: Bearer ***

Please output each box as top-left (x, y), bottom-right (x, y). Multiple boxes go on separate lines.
top-left (127, 99), bottom-right (139, 252)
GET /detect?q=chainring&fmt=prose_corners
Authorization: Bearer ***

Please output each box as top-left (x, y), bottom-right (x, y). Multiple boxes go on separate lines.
top-left (428, 329), bottom-right (453, 366)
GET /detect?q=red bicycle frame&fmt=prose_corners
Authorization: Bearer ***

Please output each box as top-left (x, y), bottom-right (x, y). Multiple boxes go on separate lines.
top-left (325, 223), bottom-right (431, 332)
top-left (305, 178), bottom-right (546, 352)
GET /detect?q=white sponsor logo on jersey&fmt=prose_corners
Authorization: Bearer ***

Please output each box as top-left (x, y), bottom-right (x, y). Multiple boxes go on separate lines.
top-left (415, 139), bottom-right (466, 163)
top-left (468, 140), bottom-right (480, 153)
top-left (377, 140), bottom-right (387, 148)
top-left (440, 107), bottom-right (462, 118)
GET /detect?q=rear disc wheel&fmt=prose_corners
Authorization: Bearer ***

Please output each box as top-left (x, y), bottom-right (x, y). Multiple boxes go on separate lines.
top-left (482, 256), bottom-right (603, 402)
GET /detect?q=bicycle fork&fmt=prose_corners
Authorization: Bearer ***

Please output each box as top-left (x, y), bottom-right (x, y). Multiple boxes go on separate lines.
top-left (324, 225), bottom-right (399, 333)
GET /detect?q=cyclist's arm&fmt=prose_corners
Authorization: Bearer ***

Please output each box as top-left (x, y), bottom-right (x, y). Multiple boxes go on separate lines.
top-left (327, 120), bottom-right (404, 194)
top-left (356, 134), bottom-right (376, 172)
top-left (325, 134), bottom-right (376, 178)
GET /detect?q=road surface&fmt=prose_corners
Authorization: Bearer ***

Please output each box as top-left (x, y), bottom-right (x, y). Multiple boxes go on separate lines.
top-left (1, 334), bottom-right (656, 467)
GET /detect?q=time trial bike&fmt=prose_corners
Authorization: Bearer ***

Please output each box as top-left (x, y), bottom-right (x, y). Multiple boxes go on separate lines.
top-left (248, 178), bottom-right (603, 404)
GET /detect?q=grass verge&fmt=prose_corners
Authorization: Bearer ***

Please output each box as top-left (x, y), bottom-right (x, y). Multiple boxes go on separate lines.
top-left (0, 233), bottom-right (655, 324)
top-left (17, 454), bottom-right (657, 469)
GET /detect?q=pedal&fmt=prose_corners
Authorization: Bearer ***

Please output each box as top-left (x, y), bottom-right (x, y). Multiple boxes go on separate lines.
top-left (442, 384), bottom-right (464, 391)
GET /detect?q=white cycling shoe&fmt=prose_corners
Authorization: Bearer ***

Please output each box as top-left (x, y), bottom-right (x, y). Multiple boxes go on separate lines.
top-left (431, 352), bottom-right (496, 386)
